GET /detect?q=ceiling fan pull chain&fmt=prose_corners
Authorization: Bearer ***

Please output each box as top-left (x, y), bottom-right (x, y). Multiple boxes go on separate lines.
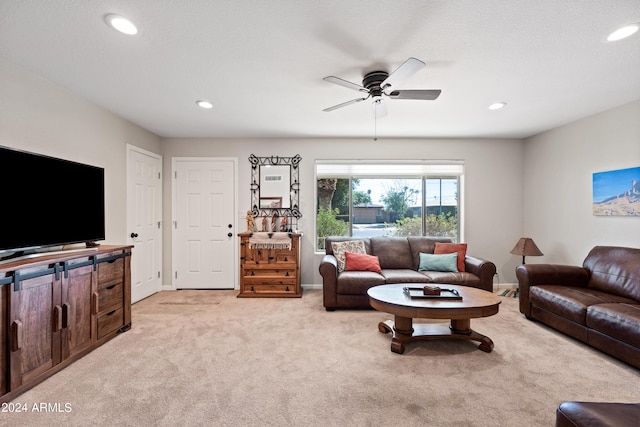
top-left (374, 112), bottom-right (378, 142)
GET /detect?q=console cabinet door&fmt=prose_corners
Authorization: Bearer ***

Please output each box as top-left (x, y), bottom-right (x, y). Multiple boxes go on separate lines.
top-left (9, 273), bottom-right (62, 388)
top-left (61, 264), bottom-right (95, 360)
top-left (0, 282), bottom-right (8, 396)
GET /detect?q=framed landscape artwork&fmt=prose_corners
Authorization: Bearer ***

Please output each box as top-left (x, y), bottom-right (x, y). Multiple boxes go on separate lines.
top-left (592, 166), bottom-right (640, 216)
top-left (260, 197), bottom-right (282, 208)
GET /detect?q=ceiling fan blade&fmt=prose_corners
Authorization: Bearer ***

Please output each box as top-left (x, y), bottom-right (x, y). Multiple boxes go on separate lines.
top-left (323, 97), bottom-right (368, 112)
top-left (372, 97), bottom-right (387, 118)
top-left (381, 57), bottom-right (426, 91)
top-left (388, 89), bottom-right (441, 100)
top-left (323, 76), bottom-right (369, 93)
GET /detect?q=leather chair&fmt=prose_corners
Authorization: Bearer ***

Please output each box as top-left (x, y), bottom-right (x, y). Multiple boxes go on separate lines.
top-left (556, 401), bottom-right (640, 427)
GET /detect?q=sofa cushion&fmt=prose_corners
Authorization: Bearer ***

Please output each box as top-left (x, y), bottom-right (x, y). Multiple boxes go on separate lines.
top-left (419, 252), bottom-right (458, 272)
top-left (583, 246), bottom-right (640, 301)
top-left (586, 303), bottom-right (640, 348)
top-left (331, 240), bottom-right (366, 272)
top-left (407, 236), bottom-right (452, 270)
top-left (434, 242), bottom-right (467, 272)
top-left (370, 237), bottom-right (414, 269)
top-left (529, 285), bottom-right (637, 325)
top-left (344, 252), bottom-right (382, 273)
top-left (419, 271), bottom-right (481, 287)
top-left (380, 269), bottom-right (432, 284)
top-left (336, 271), bottom-right (385, 295)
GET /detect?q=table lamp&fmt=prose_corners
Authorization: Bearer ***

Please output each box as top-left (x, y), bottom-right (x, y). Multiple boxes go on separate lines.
top-left (510, 237), bottom-right (543, 264)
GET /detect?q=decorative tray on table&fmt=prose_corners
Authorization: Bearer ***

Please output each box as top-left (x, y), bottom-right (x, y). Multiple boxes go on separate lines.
top-left (403, 286), bottom-right (463, 300)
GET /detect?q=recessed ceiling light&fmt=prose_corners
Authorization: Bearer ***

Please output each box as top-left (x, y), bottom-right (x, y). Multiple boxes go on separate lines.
top-left (488, 102), bottom-right (507, 110)
top-left (607, 23), bottom-right (639, 41)
top-left (196, 100), bottom-right (213, 109)
top-left (104, 14), bottom-right (138, 35)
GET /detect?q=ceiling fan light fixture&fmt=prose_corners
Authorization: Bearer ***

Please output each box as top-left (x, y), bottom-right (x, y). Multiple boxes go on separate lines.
top-left (105, 14), bottom-right (138, 35)
top-left (196, 100), bottom-right (213, 109)
top-left (488, 102), bottom-right (507, 110)
top-left (607, 23), bottom-right (639, 41)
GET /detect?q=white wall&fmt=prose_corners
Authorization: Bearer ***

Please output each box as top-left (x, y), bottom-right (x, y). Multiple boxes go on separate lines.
top-left (0, 57), bottom-right (162, 246)
top-left (13, 52), bottom-right (634, 290)
top-left (523, 99), bottom-right (640, 265)
top-left (161, 137), bottom-right (524, 287)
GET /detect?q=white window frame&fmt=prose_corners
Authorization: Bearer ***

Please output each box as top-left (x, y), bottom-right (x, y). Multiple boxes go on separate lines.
top-left (315, 160), bottom-right (465, 252)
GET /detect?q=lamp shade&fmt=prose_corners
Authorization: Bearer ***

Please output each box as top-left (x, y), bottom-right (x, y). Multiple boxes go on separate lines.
top-left (510, 238), bottom-right (543, 257)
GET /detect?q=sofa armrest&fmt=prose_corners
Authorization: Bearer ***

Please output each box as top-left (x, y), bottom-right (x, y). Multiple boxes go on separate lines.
top-left (464, 256), bottom-right (497, 292)
top-left (516, 264), bottom-right (590, 317)
top-left (319, 255), bottom-right (339, 310)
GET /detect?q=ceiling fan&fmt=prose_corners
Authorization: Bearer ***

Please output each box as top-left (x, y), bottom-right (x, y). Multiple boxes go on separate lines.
top-left (322, 57), bottom-right (441, 118)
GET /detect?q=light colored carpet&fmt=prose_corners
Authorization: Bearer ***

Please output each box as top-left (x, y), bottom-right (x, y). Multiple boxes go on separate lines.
top-left (4, 289), bottom-right (639, 426)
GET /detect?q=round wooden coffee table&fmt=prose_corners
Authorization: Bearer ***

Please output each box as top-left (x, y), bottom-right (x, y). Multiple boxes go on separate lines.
top-left (367, 284), bottom-right (501, 354)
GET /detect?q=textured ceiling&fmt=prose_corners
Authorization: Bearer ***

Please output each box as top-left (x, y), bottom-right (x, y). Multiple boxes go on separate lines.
top-left (1, 0), bottom-right (639, 139)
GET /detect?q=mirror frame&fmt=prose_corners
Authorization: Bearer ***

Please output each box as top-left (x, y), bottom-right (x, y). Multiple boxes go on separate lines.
top-left (249, 154), bottom-right (302, 221)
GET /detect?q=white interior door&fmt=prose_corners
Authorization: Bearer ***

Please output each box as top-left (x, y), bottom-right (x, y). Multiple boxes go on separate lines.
top-left (127, 145), bottom-right (163, 303)
top-left (172, 158), bottom-right (237, 289)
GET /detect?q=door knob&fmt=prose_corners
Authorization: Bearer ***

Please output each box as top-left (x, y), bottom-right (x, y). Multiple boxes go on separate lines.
top-left (227, 232), bottom-right (233, 237)
top-left (130, 233), bottom-right (139, 238)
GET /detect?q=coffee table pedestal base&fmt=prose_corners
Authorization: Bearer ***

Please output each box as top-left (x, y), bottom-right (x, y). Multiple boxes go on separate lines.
top-left (378, 316), bottom-right (494, 354)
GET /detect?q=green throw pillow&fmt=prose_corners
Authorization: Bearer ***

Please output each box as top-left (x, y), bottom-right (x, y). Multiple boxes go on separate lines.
top-left (418, 252), bottom-right (459, 272)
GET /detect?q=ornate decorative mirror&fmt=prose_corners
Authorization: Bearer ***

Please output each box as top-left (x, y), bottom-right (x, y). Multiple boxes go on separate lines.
top-left (249, 154), bottom-right (301, 231)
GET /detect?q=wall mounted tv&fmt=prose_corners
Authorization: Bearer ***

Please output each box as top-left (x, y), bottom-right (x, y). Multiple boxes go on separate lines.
top-left (0, 146), bottom-right (105, 258)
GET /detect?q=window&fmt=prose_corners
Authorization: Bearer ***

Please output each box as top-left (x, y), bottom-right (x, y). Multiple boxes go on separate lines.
top-left (316, 161), bottom-right (463, 250)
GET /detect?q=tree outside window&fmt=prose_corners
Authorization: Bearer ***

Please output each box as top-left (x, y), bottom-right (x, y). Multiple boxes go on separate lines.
top-left (316, 164), bottom-right (462, 251)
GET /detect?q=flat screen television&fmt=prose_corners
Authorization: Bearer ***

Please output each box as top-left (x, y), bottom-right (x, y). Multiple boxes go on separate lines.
top-left (0, 146), bottom-right (105, 259)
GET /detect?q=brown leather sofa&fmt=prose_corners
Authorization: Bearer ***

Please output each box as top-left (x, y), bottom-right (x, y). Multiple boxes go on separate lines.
top-left (319, 236), bottom-right (496, 310)
top-left (556, 401), bottom-right (640, 427)
top-left (517, 246), bottom-right (640, 369)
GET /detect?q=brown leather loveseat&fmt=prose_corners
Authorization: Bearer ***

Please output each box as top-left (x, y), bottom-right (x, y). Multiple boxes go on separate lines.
top-left (517, 246), bottom-right (640, 369)
top-left (320, 236), bottom-right (496, 310)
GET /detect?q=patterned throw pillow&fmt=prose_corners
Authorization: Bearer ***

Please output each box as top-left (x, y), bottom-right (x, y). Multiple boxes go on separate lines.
top-left (331, 240), bottom-right (366, 272)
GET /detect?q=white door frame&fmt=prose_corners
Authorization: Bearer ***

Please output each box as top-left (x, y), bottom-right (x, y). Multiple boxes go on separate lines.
top-left (126, 144), bottom-right (163, 302)
top-left (171, 157), bottom-right (238, 290)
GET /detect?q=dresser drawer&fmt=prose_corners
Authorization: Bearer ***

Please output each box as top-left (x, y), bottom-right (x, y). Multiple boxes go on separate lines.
top-left (242, 276), bottom-right (298, 286)
top-left (97, 257), bottom-right (124, 285)
top-left (97, 307), bottom-right (124, 339)
top-left (241, 283), bottom-right (298, 295)
top-left (96, 283), bottom-right (123, 314)
top-left (242, 267), bottom-right (296, 278)
top-left (274, 252), bottom-right (297, 263)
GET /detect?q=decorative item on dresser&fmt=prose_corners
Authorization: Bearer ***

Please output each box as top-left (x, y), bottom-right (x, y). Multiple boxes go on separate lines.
top-left (0, 245), bottom-right (133, 403)
top-left (238, 232), bottom-right (302, 297)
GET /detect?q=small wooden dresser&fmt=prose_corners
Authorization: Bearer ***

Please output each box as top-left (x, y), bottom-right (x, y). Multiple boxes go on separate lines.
top-left (238, 232), bottom-right (302, 297)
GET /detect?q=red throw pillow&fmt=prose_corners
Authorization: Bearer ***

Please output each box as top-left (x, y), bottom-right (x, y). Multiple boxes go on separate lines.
top-left (434, 243), bottom-right (467, 272)
top-left (344, 252), bottom-right (382, 273)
